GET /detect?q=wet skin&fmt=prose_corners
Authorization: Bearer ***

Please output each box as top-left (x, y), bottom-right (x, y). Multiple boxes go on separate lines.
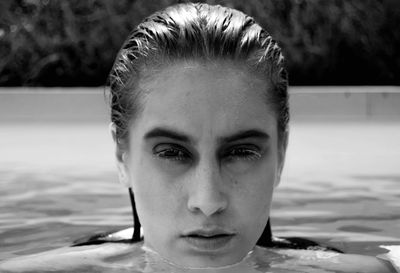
top-left (115, 60), bottom-right (286, 268)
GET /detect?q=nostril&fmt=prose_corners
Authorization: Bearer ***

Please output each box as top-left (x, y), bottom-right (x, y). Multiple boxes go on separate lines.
top-left (187, 188), bottom-right (228, 216)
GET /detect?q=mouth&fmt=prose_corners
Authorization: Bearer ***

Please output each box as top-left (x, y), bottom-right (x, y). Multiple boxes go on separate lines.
top-left (181, 229), bottom-right (236, 251)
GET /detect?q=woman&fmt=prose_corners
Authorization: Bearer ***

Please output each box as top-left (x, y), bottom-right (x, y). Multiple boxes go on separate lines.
top-left (104, 2), bottom-right (395, 271)
top-left (107, 1), bottom-right (289, 268)
top-left (0, 2), bottom-right (396, 272)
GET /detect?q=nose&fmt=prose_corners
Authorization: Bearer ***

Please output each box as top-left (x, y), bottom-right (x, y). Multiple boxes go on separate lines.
top-left (187, 161), bottom-right (228, 217)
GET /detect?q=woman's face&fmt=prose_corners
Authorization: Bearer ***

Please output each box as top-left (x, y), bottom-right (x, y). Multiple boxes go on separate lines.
top-left (116, 60), bottom-right (286, 268)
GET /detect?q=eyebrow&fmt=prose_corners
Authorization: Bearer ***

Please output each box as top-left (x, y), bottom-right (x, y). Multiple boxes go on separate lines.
top-left (219, 129), bottom-right (270, 144)
top-left (144, 127), bottom-right (192, 143)
top-left (144, 127), bottom-right (269, 144)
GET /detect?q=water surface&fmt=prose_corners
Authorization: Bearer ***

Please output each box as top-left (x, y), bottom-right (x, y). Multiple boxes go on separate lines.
top-left (0, 120), bottom-right (399, 264)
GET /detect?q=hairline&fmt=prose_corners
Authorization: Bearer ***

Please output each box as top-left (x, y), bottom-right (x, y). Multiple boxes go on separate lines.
top-left (120, 56), bottom-right (286, 149)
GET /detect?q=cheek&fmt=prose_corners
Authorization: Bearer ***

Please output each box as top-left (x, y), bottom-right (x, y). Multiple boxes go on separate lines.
top-left (129, 158), bottom-right (182, 225)
top-left (133, 173), bottom-right (169, 211)
top-left (230, 163), bottom-right (276, 215)
top-left (243, 177), bottom-right (274, 235)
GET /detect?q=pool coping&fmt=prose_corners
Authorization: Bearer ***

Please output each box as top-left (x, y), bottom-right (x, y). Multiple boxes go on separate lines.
top-left (0, 86), bottom-right (399, 122)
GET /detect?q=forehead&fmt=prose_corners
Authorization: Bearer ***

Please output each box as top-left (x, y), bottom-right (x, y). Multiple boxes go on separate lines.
top-left (133, 60), bottom-right (277, 138)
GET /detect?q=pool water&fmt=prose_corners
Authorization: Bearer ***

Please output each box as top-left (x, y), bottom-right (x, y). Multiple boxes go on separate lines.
top-left (0, 121), bottom-right (399, 267)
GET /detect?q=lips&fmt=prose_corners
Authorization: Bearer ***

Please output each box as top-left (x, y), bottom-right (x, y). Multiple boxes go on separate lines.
top-left (182, 228), bottom-right (236, 251)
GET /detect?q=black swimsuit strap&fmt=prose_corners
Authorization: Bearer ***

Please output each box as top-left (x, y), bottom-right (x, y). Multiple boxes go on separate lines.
top-left (129, 187), bottom-right (141, 242)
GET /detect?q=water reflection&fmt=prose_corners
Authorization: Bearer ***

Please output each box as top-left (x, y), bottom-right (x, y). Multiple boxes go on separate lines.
top-left (0, 122), bottom-right (399, 267)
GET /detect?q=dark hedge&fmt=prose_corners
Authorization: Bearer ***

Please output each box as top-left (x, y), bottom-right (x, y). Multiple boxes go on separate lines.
top-left (0, 0), bottom-right (399, 86)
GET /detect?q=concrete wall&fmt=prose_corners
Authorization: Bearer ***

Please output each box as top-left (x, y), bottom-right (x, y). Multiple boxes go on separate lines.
top-left (0, 86), bottom-right (399, 122)
top-left (0, 88), bottom-right (109, 123)
top-left (290, 86), bottom-right (400, 121)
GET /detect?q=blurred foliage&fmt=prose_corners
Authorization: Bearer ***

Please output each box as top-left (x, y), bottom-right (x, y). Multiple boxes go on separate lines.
top-left (0, 0), bottom-right (399, 86)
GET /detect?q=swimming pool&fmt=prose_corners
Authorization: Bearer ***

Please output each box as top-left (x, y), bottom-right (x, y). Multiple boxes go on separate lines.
top-left (0, 88), bottom-right (399, 263)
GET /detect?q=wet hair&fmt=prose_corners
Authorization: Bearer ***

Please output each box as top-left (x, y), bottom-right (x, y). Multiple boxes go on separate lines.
top-left (108, 2), bottom-right (289, 148)
top-left (107, 3), bottom-right (289, 246)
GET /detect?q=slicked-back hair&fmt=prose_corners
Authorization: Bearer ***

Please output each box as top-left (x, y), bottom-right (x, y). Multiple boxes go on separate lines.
top-left (107, 3), bottom-right (289, 148)
top-left (107, 2), bottom-right (289, 247)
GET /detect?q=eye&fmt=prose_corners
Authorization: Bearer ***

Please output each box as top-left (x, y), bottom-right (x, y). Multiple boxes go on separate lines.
top-left (153, 144), bottom-right (191, 163)
top-left (223, 145), bottom-right (262, 162)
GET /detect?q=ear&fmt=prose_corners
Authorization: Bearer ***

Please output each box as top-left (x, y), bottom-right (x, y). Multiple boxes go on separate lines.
top-left (274, 130), bottom-right (289, 188)
top-left (109, 122), bottom-right (130, 188)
